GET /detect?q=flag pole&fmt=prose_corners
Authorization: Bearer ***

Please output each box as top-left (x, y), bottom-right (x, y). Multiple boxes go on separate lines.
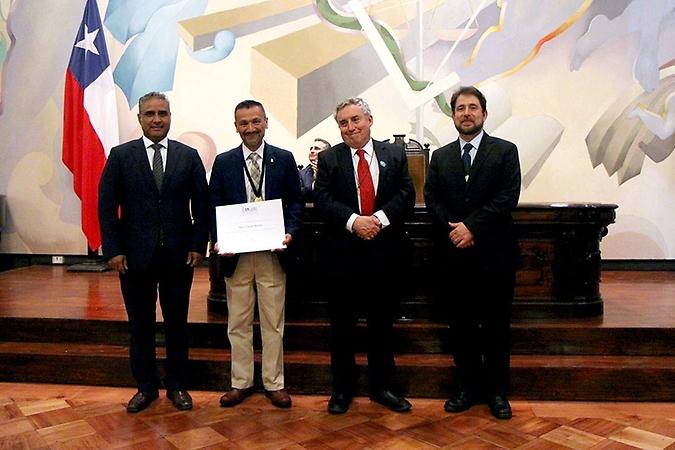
top-left (62, 0), bottom-right (118, 272)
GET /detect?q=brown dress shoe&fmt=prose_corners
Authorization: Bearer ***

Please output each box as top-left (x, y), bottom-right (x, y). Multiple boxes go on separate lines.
top-left (219, 388), bottom-right (253, 407)
top-left (265, 389), bottom-right (292, 408)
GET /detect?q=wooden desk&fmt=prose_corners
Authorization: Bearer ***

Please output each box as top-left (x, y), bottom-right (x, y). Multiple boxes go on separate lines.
top-left (209, 203), bottom-right (617, 320)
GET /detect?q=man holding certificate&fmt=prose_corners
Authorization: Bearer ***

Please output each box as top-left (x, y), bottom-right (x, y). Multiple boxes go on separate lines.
top-left (209, 100), bottom-right (303, 409)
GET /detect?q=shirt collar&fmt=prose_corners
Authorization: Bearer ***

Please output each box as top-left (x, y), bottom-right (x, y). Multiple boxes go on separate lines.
top-left (350, 139), bottom-right (374, 157)
top-left (459, 130), bottom-right (484, 151)
top-left (242, 141), bottom-right (265, 160)
top-left (143, 136), bottom-right (169, 150)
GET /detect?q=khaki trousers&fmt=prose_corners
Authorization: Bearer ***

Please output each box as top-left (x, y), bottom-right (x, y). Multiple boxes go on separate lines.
top-left (225, 251), bottom-right (286, 390)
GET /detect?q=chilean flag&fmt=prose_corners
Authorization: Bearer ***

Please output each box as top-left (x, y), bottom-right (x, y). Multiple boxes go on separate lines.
top-left (63, 0), bottom-right (119, 251)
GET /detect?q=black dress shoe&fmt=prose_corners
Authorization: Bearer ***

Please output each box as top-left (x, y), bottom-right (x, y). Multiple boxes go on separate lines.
top-left (167, 390), bottom-right (193, 411)
top-left (327, 392), bottom-right (352, 414)
top-left (370, 390), bottom-right (412, 412)
top-left (444, 391), bottom-right (475, 413)
top-left (126, 390), bottom-right (158, 413)
top-left (489, 395), bottom-right (512, 420)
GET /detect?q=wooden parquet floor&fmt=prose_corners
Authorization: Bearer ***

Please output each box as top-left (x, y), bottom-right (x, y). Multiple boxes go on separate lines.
top-left (1, 383), bottom-right (674, 450)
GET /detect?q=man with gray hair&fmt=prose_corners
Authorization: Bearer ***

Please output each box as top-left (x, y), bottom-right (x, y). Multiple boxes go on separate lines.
top-left (314, 97), bottom-right (415, 414)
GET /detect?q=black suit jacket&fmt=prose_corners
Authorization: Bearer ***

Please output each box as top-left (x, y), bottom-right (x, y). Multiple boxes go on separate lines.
top-left (209, 143), bottom-right (303, 277)
top-left (424, 132), bottom-right (521, 271)
top-left (313, 140), bottom-right (415, 268)
top-left (98, 138), bottom-right (210, 271)
top-left (298, 165), bottom-right (315, 202)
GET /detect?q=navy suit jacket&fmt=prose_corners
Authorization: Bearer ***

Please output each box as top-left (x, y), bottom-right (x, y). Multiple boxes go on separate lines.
top-left (209, 143), bottom-right (303, 277)
top-left (313, 140), bottom-right (415, 268)
top-left (424, 132), bottom-right (521, 271)
top-left (98, 138), bottom-right (210, 271)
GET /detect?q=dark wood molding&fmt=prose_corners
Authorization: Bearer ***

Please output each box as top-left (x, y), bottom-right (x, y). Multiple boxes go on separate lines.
top-left (602, 259), bottom-right (675, 271)
top-left (209, 203), bottom-right (619, 319)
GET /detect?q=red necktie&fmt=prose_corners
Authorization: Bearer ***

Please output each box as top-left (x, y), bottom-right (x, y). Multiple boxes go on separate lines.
top-left (356, 148), bottom-right (375, 216)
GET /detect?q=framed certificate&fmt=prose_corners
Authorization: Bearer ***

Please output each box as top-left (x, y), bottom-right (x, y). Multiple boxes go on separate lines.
top-left (215, 199), bottom-right (286, 254)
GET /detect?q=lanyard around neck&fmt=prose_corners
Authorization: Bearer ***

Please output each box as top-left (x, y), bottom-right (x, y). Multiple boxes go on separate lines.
top-left (243, 152), bottom-right (266, 200)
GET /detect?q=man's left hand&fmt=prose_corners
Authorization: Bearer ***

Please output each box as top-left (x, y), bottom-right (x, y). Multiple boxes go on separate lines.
top-left (449, 222), bottom-right (475, 248)
top-left (272, 233), bottom-right (292, 252)
top-left (186, 251), bottom-right (203, 267)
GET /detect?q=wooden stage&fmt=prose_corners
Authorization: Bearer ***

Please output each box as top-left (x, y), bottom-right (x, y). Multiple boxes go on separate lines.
top-left (0, 266), bottom-right (673, 401)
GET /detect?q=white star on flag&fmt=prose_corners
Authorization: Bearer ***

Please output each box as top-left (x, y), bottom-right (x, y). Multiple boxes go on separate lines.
top-left (74, 24), bottom-right (100, 56)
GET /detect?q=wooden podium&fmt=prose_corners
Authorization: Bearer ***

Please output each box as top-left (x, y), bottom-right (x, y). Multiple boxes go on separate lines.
top-left (209, 203), bottom-right (617, 320)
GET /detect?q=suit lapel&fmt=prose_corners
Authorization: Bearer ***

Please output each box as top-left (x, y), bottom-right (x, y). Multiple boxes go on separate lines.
top-left (234, 145), bottom-right (248, 202)
top-left (163, 140), bottom-right (181, 192)
top-left (263, 143), bottom-right (278, 199)
top-left (448, 140), bottom-right (466, 185)
top-left (372, 140), bottom-right (387, 194)
top-left (469, 132), bottom-right (491, 181)
top-left (133, 138), bottom-right (159, 194)
top-left (337, 143), bottom-right (358, 206)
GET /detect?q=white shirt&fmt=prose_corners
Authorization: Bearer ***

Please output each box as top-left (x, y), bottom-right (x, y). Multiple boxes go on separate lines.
top-left (143, 136), bottom-right (168, 172)
top-left (345, 139), bottom-right (390, 232)
top-left (242, 141), bottom-right (265, 201)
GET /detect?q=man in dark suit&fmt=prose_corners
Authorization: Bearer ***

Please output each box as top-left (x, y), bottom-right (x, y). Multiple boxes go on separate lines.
top-left (298, 138), bottom-right (330, 202)
top-left (210, 100), bottom-right (303, 409)
top-left (314, 97), bottom-right (415, 414)
top-left (98, 91), bottom-right (209, 413)
top-left (424, 86), bottom-right (521, 420)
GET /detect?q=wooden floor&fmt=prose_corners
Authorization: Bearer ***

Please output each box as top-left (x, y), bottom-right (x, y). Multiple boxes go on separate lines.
top-left (0, 266), bottom-right (674, 327)
top-left (1, 382), bottom-right (674, 450)
top-left (0, 267), bottom-right (674, 448)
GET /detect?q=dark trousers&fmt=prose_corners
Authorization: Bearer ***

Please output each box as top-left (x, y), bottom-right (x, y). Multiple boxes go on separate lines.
top-left (120, 246), bottom-right (193, 392)
top-left (327, 243), bottom-right (398, 395)
top-left (445, 261), bottom-right (514, 398)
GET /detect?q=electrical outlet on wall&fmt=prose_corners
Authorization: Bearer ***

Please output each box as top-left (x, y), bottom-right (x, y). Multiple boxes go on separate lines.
top-left (52, 256), bottom-right (64, 264)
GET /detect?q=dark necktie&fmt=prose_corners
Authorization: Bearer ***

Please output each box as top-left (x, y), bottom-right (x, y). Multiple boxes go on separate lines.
top-left (356, 148), bottom-right (375, 216)
top-left (151, 143), bottom-right (163, 191)
top-left (247, 152), bottom-right (261, 202)
top-left (462, 143), bottom-right (473, 176)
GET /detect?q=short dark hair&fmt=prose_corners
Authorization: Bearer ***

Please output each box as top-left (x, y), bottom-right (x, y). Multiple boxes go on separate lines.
top-left (314, 138), bottom-right (331, 149)
top-left (138, 91), bottom-right (169, 111)
top-left (450, 86), bottom-right (487, 113)
top-left (235, 99), bottom-right (266, 117)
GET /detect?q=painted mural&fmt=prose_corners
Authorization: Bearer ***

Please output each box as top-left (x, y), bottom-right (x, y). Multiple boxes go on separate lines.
top-left (0, 0), bottom-right (673, 258)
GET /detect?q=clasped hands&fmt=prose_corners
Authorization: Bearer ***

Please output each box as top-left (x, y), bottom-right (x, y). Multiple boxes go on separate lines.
top-left (449, 222), bottom-right (474, 248)
top-left (353, 215), bottom-right (382, 241)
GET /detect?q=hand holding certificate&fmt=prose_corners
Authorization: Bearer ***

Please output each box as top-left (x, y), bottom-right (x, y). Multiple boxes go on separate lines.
top-left (215, 199), bottom-right (287, 254)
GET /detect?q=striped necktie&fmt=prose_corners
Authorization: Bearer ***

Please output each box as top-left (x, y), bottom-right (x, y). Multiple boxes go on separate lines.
top-left (151, 143), bottom-right (163, 191)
